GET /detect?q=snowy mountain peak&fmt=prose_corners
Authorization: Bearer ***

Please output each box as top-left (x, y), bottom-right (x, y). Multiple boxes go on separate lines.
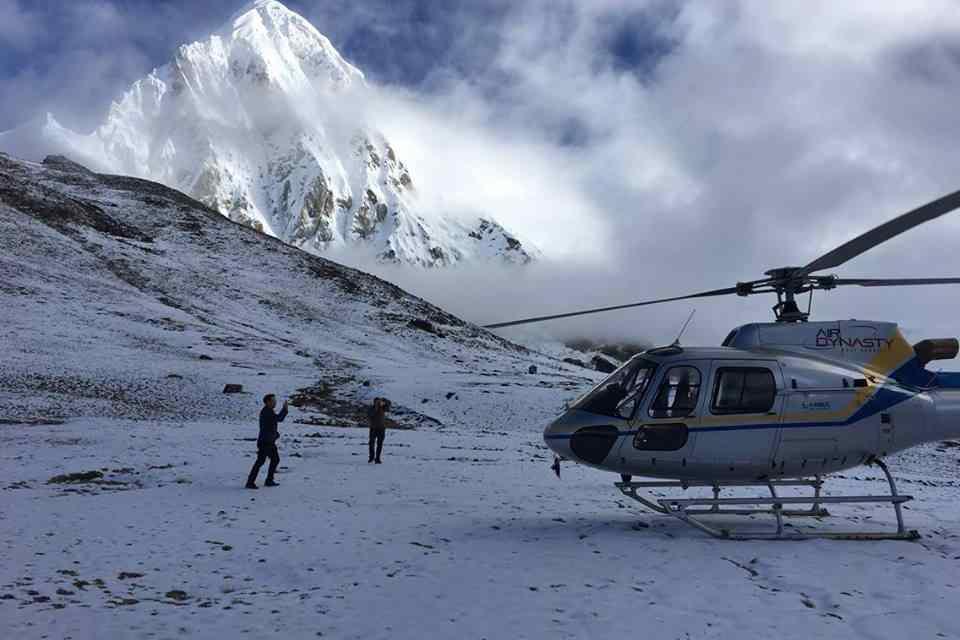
top-left (229, 0), bottom-right (316, 32)
top-left (0, 2), bottom-right (537, 267)
top-left (228, 0), bottom-right (310, 35)
top-left (231, 0), bottom-right (289, 18)
top-left (233, 0), bottom-right (283, 15)
top-left (220, 0), bottom-right (364, 91)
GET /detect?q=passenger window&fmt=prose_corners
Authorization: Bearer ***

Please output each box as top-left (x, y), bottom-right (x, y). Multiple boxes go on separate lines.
top-left (711, 368), bottom-right (776, 414)
top-left (648, 366), bottom-right (701, 419)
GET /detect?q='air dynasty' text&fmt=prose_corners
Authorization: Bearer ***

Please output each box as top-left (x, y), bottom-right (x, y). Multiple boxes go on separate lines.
top-left (814, 328), bottom-right (894, 350)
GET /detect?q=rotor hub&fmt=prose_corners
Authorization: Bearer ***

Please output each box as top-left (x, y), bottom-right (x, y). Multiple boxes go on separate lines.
top-left (763, 267), bottom-right (804, 280)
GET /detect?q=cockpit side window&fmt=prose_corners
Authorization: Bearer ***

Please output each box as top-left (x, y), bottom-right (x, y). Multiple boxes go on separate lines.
top-left (649, 366), bottom-right (702, 419)
top-left (615, 366), bottom-right (657, 419)
top-left (572, 358), bottom-right (657, 419)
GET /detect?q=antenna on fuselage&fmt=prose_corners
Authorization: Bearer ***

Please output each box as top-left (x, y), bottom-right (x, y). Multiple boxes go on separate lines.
top-left (672, 309), bottom-right (696, 346)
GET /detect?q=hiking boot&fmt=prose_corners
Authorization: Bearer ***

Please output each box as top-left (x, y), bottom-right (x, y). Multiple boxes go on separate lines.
top-left (368, 458), bottom-right (374, 464)
top-left (375, 459), bottom-right (382, 464)
top-left (245, 482), bottom-right (258, 490)
top-left (264, 480), bottom-right (279, 487)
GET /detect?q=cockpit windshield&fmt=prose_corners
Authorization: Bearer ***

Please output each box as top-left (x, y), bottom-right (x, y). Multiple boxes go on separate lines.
top-left (572, 358), bottom-right (657, 419)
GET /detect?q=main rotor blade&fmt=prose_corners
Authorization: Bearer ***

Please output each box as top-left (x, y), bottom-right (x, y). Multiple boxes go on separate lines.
top-left (831, 277), bottom-right (960, 287)
top-left (483, 287), bottom-right (739, 329)
top-left (802, 188), bottom-right (960, 275)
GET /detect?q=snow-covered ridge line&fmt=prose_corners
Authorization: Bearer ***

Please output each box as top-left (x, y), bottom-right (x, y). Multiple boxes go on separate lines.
top-left (0, 1), bottom-right (537, 268)
top-left (0, 151), bottom-right (565, 425)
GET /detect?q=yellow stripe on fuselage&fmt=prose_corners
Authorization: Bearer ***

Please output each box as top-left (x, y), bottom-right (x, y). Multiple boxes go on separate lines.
top-left (696, 330), bottom-right (917, 428)
top-left (862, 330), bottom-right (915, 379)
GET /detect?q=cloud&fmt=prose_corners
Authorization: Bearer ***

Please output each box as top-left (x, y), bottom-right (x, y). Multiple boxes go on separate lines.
top-left (360, 88), bottom-right (613, 261)
top-left (4, 0), bottom-right (960, 352)
top-left (339, 0), bottom-right (960, 349)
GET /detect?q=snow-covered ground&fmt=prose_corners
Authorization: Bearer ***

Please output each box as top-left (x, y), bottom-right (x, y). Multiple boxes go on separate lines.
top-left (4, 417), bottom-right (960, 639)
top-left (3, 153), bottom-right (960, 639)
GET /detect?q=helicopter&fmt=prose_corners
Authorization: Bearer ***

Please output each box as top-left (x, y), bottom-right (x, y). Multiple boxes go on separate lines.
top-left (485, 189), bottom-right (960, 540)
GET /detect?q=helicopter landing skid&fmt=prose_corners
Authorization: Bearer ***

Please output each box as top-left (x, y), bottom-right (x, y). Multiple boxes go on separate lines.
top-left (615, 460), bottom-right (920, 540)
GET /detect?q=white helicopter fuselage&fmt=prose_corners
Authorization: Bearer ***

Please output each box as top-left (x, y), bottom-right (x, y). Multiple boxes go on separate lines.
top-left (545, 320), bottom-right (960, 481)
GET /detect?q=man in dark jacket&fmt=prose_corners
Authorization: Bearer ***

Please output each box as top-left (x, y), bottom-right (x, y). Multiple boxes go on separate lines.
top-left (367, 397), bottom-right (391, 464)
top-left (246, 394), bottom-right (288, 489)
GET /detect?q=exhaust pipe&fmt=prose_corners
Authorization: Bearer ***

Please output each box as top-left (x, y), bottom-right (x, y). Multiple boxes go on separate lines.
top-left (914, 338), bottom-right (959, 366)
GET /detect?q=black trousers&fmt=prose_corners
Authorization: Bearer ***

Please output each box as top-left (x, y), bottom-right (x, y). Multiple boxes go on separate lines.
top-left (369, 427), bottom-right (385, 462)
top-left (248, 443), bottom-right (279, 484)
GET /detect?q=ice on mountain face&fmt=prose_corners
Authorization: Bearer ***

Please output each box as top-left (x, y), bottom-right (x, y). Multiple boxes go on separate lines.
top-left (0, 1), bottom-right (536, 267)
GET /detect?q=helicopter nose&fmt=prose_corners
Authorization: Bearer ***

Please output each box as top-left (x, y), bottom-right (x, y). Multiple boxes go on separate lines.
top-left (543, 419), bottom-right (574, 459)
top-left (544, 412), bottom-right (621, 465)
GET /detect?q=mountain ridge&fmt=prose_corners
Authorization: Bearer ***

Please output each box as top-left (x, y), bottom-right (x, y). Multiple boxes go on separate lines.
top-left (0, 150), bottom-right (560, 425)
top-left (0, 1), bottom-right (537, 268)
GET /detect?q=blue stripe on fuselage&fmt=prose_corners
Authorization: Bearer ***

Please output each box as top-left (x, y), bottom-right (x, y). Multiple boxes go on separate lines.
top-left (935, 372), bottom-right (960, 389)
top-left (888, 357), bottom-right (936, 390)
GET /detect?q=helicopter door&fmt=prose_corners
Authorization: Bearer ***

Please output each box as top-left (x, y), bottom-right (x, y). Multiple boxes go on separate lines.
top-left (622, 363), bottom-right (705, 472)
top-left (694, 361), bottom-right (783, 472)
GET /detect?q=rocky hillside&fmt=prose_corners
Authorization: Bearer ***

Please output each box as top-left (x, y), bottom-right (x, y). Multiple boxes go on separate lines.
top-left (0, 0), bottom-right (536, 268)
top-left (0, 152), bottom-right (588, 427)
